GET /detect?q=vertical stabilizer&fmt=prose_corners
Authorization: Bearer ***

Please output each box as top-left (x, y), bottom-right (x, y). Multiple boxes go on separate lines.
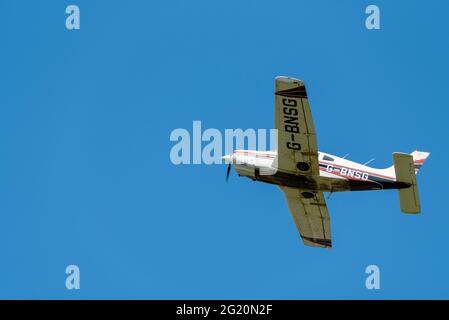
top-left (411, 150), bottom-right (430, 174)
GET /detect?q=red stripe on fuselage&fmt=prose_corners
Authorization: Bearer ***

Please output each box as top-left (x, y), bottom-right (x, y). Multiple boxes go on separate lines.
top-left (320, 161), bottom-right (394, 181)
top-left (234, 150), bottom-right (275, 158)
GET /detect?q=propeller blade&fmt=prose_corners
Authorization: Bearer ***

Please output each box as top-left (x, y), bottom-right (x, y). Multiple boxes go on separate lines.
top-left (226, 164), bottom-right (231, 182)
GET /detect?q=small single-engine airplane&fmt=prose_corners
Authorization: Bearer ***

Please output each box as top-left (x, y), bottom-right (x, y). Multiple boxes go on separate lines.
top-left (222, 76), bottom-right (430, 248)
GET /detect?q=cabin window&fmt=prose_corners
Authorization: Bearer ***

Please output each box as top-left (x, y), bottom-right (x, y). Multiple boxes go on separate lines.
top-left (323, 155), bottom-right (334, 162)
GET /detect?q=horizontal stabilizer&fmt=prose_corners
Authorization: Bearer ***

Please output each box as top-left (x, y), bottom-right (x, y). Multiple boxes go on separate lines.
top-left (393, 153), bottom-right (420, 214)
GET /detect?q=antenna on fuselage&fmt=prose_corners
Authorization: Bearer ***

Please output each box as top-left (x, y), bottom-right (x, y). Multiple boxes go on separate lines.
top-left (342, 153), bottom-right (349, 159)
top-left (363, 158), bottom-right (375, 166)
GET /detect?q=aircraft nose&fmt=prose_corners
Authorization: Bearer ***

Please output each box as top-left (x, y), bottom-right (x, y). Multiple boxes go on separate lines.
top-left (222, 154), bottom-right (233, 164)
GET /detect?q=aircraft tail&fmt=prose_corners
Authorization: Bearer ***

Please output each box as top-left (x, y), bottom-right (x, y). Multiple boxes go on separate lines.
top-left (410, 150), bottom-right (430, 174)
top-left (382, 150), bottom-right (430, 177)
top-left (392, 152), bottom-right (423, 214)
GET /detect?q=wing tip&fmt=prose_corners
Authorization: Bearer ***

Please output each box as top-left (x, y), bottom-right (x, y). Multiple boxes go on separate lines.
top-left (301, 236), bottom-right (332, 248)
top-left (275, 78), bottom-right (308, 98)
top-left (275, 75), bottom-right (303, 83)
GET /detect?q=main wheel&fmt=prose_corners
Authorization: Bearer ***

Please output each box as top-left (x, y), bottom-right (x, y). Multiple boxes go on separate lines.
top-left (296, 162), bottom-right (310, 171)
top-left (301, 192), bottom-right (315, 199)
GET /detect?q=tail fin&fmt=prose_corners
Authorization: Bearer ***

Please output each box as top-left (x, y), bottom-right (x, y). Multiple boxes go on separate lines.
top-left (393, 153), bottom-right (421, 214)
top-left (411, 150), bottom-right (430, 174)
top-left (380, 150), bottom-right (430, 177)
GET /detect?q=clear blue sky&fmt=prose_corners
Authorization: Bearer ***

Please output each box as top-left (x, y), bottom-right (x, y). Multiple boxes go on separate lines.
top-left (0, 0), bottom-right (448, 299)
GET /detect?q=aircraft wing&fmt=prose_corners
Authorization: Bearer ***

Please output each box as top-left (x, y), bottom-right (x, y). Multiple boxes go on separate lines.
top-left (281, 187), bottom-right (332, 248)
top-left (274, 76), bottom-right (319, 175)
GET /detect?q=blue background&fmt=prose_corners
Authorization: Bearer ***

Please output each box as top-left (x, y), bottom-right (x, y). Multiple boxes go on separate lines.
top-left (0, 0), bottom-right (448, 299)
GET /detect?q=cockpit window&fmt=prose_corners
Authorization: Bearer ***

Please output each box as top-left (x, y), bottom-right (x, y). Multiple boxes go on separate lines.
top-left (323, 155), bottom-right (334, 162)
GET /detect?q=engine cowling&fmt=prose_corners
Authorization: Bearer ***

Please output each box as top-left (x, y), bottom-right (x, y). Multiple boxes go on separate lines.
top-left (234, 164), bottom-right (258, 180)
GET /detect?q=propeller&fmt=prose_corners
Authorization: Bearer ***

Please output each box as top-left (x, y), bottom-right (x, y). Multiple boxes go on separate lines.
top-left (222, 153), bottom-right (233, 182)
top-left (226, 163), bottom-right (231, 182)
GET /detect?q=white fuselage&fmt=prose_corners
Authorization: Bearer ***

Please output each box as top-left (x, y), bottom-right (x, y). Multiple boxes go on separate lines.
top-left (225, 150), bottom-right (406, 192)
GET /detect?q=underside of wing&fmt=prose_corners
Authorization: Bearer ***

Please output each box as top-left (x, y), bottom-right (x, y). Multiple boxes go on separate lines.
top-left (274, 76), bottom-right (319, 175)
top-left (281, 187), bottom-right (332, 248)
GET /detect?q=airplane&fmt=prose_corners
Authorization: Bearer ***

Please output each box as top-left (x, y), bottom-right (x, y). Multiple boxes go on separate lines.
top-left (222, 76), bottom-right (430, 248)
